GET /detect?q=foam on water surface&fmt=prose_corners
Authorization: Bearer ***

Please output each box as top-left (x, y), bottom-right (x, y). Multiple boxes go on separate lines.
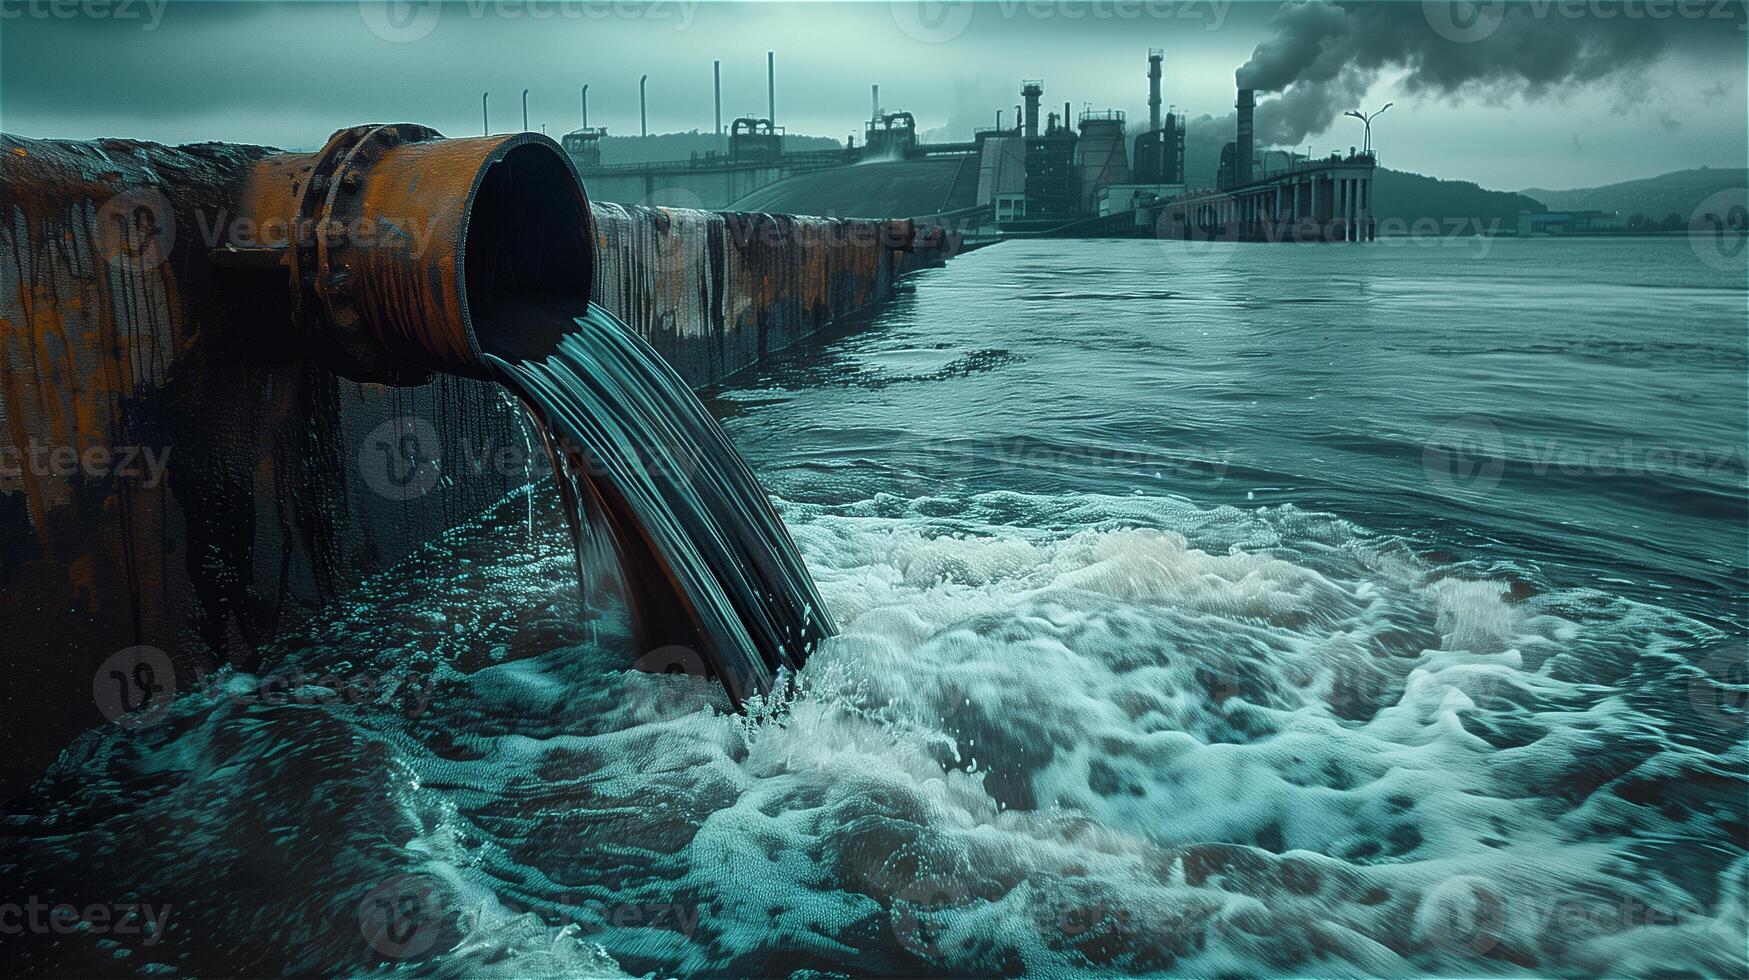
top-left (3, 486), bottom-right (1740, 977)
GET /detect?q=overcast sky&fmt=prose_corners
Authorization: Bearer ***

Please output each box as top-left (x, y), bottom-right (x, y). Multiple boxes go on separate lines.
top-left (2, 0), bottom-right (1744, 189)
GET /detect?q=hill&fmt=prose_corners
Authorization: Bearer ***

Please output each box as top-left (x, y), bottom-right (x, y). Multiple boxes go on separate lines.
top-left (588, 129), bottom-right (840, 166)
top-left (728, 157), bottom-right (979, 218)
top-left (1372, 168), bottom-right (1545, 233)
top-left (1520, 168), bottom-right (1748, 224)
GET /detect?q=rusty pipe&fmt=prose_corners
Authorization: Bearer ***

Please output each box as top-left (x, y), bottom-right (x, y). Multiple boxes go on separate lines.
top-left (231, 123), bottom-right (593, 385)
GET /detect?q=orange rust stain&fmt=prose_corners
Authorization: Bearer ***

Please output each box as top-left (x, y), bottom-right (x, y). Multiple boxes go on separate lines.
top-left (67, 554), bottom-right (98, 612)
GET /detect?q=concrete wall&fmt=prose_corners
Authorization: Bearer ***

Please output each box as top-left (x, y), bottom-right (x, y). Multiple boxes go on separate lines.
top-left (0, 134), bottom-right (949, 798)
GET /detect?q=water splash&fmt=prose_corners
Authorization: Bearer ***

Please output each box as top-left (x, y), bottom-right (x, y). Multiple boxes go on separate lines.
top-left (484, 302), bottom-right (835, 702)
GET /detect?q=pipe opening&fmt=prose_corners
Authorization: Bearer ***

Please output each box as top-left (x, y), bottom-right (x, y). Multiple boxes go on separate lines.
top-left (464, 141), bottom-right (594, 365)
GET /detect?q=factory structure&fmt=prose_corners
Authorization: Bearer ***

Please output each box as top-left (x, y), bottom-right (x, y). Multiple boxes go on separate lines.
top-left (563, 51), bottom-right (1374, 243)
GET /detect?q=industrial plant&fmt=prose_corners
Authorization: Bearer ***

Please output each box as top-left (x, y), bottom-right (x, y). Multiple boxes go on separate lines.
top-left (563, 49), bottom-right (1377, 243)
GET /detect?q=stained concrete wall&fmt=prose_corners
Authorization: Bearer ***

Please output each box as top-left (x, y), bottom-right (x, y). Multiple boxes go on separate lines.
top-left (0, 134), bottom-right (950, 798)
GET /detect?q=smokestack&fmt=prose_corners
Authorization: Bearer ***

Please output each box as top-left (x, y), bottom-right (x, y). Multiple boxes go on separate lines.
top-left (713, 61), bottom-right (722, 143)
top-left (1236, 87), bottom-right (1255, 185)
top-left (872, 83), bottom-right (879, 123)
top-left (1065, 101), bottom-right (1072, 129)
top-left (1148, 48), bottom-right (1163, 134)
top-left (1021, 80), bottom-right (1043, 139)
top-left (767, 51), bottom-right (775, 123)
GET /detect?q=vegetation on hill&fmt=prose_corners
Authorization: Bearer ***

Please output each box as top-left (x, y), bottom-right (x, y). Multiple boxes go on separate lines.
top-left (1371, 168), bottom-right (1545, 233)
top-left (1520, 168), bottom-right (1748, 226)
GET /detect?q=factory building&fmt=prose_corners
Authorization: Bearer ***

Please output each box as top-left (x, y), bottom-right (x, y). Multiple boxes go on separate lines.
top-left (560, 49), bottom-right (1372, 242)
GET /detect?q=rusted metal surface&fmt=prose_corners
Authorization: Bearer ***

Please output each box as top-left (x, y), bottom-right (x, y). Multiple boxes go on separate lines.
top-left (0, 126), bottom-right (952, 799)
top-left (235, 126), bottom-right (595, 382)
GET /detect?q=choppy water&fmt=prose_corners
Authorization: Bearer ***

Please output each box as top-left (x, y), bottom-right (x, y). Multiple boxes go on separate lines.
top-left (3, 237), bottom-right (1745, 978)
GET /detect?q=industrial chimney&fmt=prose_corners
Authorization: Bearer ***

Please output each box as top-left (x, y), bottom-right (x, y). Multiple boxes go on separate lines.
top-left (1148, 48), bottom-right (1163, 134)
top-left (872, 83), bottom-right (879, 123)
top-left (1022, 80), bottom-right (1043, 139)
top-left (1236, 87), bottom-right (1255, 185)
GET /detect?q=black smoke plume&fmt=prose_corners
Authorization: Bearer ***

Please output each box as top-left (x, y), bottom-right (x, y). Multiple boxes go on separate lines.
top-left (1234, 0), bottom-right (1746, 147)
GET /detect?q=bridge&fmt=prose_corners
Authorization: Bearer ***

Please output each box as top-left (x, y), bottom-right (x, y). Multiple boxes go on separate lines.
top-left (1157, 151), bottom-right (1379, 243)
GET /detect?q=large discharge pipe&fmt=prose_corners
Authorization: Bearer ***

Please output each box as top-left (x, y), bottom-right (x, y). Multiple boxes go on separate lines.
top-left (231, 124), bottom-right (594, 384)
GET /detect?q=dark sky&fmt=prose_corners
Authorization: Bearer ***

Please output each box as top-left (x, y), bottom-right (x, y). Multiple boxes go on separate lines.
top-left (2, 0), bottom-right (1744, 189)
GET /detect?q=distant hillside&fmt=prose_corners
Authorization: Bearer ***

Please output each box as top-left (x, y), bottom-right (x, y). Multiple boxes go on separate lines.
top-left (1372, 168), bottom-right (1544, 233)
top-left (728, 157), bottom-right (978, 218)
top-left (1520, 168), bottom-right (1748, 223)
top-left (589, 129), bottom-right (839, 166)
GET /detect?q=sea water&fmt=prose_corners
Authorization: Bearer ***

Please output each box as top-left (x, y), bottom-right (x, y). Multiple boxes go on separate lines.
top-left (1, 236), bottom-right (1743, 978)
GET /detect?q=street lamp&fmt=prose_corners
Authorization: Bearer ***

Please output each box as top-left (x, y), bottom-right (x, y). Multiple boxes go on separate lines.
top-left (481, 91), bottom-right (489, 136)
top-left (521, 88), bottom-right (530, 132)
top-left (640, 74), bottom-right (649, 138)
top-left (1343, 102), bottom-right (1392, 157)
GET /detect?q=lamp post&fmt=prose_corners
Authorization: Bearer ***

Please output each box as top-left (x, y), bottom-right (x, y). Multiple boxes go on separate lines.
top-left (1343, 102), bottom-right (1392, 157)
top-left (521, 88), bottom-right (530, 132)
top-left (581, 84), bottom-right (589, 128)
top-left (639, 74), bottom-right (648, 139)
top-left (481, 92), bottom-right (489, 136)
